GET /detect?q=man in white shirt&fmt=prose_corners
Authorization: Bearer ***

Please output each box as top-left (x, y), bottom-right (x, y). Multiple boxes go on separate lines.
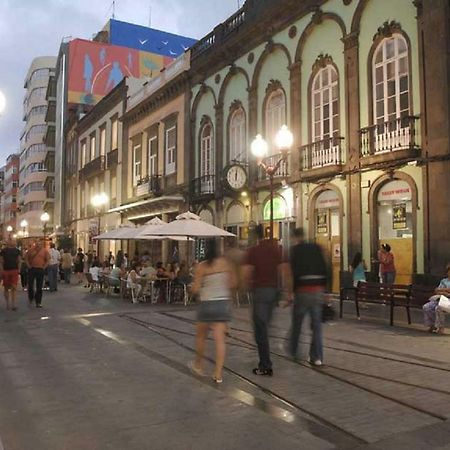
top-left (48, 242), bottom-right (61, 292)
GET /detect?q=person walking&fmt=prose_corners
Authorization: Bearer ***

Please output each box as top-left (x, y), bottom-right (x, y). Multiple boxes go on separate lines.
top-left (350, 252), bottom-right (367, 287)
top-left (47, 243), bottom-right (61, 292)
top-left (190, 239), bottom-right (237, 383)
top-left (0, 239), bottom-right (21, 311)
top-left (26, 240), bottom-right (50, 308)
top-left (74, 248), bottom-right (85, 284)
top-left (286, 228), bottom-right (329, 366)
top-left (61, 249), bottom-right (73, 285)
top-left (243, 224), bottom-right (284, 376)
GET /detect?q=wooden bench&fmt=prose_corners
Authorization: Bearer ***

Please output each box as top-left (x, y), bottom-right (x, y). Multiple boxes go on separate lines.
top-left (340, 282), bottom-right (436, 326)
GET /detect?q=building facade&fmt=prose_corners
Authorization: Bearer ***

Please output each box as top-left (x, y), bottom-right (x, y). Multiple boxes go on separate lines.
top-left (2, 154), bottom-right (20, 239)
top-left (187, 0), bottom-right (449, 287)
top-left (18, 56), bottom-right (57, 239)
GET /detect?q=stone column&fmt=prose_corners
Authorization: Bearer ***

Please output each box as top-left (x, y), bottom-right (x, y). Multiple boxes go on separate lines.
top-left (342, 31), bottom-right (362, 262)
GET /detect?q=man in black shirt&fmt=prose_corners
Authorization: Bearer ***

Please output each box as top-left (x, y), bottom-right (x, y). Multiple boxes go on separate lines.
top-left (286, 228), bottom-right (328, 366)
top-left (0, 239), bottom-right (21, 311)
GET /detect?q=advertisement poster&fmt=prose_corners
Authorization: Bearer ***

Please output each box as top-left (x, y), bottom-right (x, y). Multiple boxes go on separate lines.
top-left (392, 203), bottom-right (407, 230)
top-left (317, 212), bottom-right (328, 234)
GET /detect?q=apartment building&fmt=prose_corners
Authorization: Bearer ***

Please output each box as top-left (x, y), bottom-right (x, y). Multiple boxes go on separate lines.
top-left (2, 154), bottom-right (19, 240)
top-left (18, 56), bottom-right (56, 238)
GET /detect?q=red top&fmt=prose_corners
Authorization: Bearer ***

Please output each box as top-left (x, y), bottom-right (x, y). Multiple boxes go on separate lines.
top-left (379, 250), bottom-right (395, 274)
top-left (245, 240), bottom-right (282, 288)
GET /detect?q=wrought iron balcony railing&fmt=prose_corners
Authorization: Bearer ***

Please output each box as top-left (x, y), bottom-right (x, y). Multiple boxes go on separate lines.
top-left (360, 116), bottom-right (420, 156)
top-left (258, 153), bottom-right (290, 181)
top-left (136, 175), bottom-right (162, 197)
top-left (79, 156), bottom-right (105, 180)
top-left (191, 175), bottom-right (216, 197)
top-left (301, 137), bottom-right (344, 170)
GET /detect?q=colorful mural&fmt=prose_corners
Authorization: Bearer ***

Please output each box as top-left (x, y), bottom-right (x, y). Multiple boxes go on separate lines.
top-left (67, 38), bottom-right (173, 105)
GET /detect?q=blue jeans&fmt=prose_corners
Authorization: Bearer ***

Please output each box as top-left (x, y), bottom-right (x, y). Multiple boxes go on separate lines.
top-left (47, 264), bottom-right (59, 291)
top-left (63, 268), bottom-right (71, 284)
top-left (252, 287), bottom-right (278, 370)
top-left (289, 292), bottom-right (324, 362)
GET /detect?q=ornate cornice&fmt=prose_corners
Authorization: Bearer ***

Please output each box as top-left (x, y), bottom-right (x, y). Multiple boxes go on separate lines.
top-left (312, 53), bottom-right (334, 72)
top-left (373, 20), bottom-right (402, 42)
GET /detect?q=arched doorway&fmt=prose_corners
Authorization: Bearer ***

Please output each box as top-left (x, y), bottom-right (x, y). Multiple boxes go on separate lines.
top-left (375, 179), bottom-right (414, 284)
top-left (262, 194), bottom-right (295, 251)
top-left (313, 189), bottom-right (341, 293)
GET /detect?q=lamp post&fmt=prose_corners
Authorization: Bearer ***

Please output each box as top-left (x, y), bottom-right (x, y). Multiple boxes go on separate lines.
top-left (6, 225), bottom-right (13, 239)
top-left (40, 212), bottom-right (50, 246)
top-left (91, 192), bottom-right (108, 255)
top-left (250, 125), bottom-right (293, 241)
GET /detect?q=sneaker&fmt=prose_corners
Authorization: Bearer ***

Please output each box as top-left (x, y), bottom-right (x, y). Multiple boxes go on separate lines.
top-left (308, 358), bottom-right (322, 366)
top-left (252, 367), bottom-right (273, 376)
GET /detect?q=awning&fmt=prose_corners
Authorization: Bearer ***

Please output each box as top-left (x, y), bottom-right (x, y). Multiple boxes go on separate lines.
top-left (108, 196), bottom-right (185, 222)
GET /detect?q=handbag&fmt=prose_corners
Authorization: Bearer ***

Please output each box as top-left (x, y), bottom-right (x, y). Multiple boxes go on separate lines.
top-left (438, 295), bottom-right (450, 313)
top-left (322, 303), bottom-right (336, 322)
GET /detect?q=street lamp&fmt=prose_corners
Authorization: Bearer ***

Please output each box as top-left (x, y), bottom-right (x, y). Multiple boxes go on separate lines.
top-left (20, 219), bottom-right (28, 238)
top-left (91, 192), bottom-right (109, 255)
top-left (40, 212), bottom-right (50, 244)
top-left (6, 225), bottom-right (13, 239)
top-left (0, 91), bottom-right (6, 115)
top-left (250, 125), bottom-right (294, 241)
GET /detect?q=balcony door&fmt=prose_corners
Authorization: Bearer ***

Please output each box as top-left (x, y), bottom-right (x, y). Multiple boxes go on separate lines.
top-left (314, 189), bottom-right (341, 294)
top-left (200, 123), bottom-right (214, 194)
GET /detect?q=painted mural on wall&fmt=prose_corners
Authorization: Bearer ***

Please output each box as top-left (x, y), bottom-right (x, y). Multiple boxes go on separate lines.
top-left (68, 38), bottom-right (173, 105)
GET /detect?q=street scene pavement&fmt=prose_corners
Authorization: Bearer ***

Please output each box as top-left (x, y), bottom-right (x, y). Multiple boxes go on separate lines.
top-left (0, 285), bottom-right (449, 450)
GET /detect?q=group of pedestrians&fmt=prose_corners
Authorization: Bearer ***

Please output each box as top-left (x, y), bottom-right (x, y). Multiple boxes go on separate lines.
top-left (0, 238), bottom-right (50, 310)
top-left (190, 225), bottom-right (329, 383)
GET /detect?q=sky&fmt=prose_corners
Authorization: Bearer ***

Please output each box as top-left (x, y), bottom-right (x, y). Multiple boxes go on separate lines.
top-left (0, 0), bottom-right (242, 163)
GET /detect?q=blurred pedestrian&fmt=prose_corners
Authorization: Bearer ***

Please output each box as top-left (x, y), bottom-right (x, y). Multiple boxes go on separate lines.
top-left (61, 249), bottom-right (72, 285)
top-left (48, 242), bottom-right (61, 292)
top-left (286, 228), bottom-right (328, 366)
top-left (0, 239), bottom-right (21, 311)
top-left (26, 239), bottom-right (49, 308)
top-left (74, 248), bottom-right (85, 284)
top-left (190, 239), bottom-right (237, 383)
top-left (243, 224), bottom-right (284, 376)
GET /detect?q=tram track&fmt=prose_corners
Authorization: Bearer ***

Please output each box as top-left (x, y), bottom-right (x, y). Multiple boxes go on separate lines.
top-left (148, 311), bottom-right (450, 420)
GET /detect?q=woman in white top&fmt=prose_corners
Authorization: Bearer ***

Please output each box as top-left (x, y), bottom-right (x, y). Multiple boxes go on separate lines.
top-left (127, 263), bottom-right (142, 303)
top-left (190, 239), bottom-right (237, 383)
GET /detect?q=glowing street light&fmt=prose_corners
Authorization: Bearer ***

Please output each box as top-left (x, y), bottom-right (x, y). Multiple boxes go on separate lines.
top-left (0, 91), bottom-right (6, 115)
top-left (250, 125), bottom-right (293, 240)
top-left (41, 212), bottom-right (50, 243)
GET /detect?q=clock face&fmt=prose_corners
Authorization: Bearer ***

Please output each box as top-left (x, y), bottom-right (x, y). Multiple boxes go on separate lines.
top-left (225, 164), bottom-right (247, 191)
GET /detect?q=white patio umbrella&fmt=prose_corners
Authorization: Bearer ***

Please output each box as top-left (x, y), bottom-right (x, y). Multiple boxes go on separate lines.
top-left (141, 211), bottom-right (235, 238)
top-left (94, 226), bottom-right (137, 240)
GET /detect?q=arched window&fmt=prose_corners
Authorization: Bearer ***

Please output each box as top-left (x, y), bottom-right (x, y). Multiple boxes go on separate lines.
top-left (200, 123), bottom-right (214, 177)
top-left (229, 108), bottom-right (246, 163)
top-left (265, 89), bottom-right (286, 151)
top-left (311, 65), bottom-right (339, 143)
top-left (373, 35), bottom-right (409, 125)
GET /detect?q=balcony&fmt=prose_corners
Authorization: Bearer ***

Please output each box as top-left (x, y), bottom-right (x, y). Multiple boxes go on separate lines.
top-left (106, 149), bottom-right (118, 168)
top-left (79, 156), bottom-right (105, 181)
top-left (300, 137), bottom-right (344, 180)
top-left (136, 175), bottom-right (162, 197)
top-left (190, 175), bottom-right (216, 199)
top-left (191, 8), bottom-right (246, 59)
top-left (360, 116), bottom-right (420, 165)
top-left (257, 153), bottom-right (290, 181)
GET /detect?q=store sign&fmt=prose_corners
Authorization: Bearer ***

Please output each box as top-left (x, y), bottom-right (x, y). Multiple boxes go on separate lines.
top-left (392, 203), bottom-right (407, 230)
top-left (316, 212), bottom-right (328, 234)
top-left (315, 190), bottom-right (339, 209)
top-left (378, 180), bottom-right (412, 201)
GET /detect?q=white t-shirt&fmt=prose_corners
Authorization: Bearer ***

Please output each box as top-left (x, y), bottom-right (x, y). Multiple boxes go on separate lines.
top-left (89, 266), bottom-right (100, 282)
top-left (49, 248), bottom-right (61, 266)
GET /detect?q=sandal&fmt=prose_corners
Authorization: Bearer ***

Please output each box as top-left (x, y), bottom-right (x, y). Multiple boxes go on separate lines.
top-left (212, 376), bottom-right (223, 384)
top-left (188, 361), bottom-right (206, 377)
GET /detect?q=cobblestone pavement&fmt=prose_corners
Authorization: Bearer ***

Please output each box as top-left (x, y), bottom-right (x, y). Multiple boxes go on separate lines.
top-left (0, 284), bottom-right (448, 449)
